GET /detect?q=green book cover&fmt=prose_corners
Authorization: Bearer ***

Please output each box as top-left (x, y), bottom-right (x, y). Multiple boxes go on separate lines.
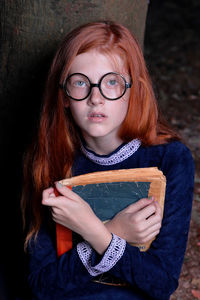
top-left (73, 181), bottom-right (150, 221)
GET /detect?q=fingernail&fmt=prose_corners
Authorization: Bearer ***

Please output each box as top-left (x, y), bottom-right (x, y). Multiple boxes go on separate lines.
top-left (49, 192), bottom-right (55, 197)
top-left (56, 182), bottom-right (63, 188)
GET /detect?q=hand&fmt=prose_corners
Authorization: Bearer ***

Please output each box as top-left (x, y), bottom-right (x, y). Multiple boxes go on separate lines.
top-left (42, 182), bottom-right (112, 254)
top-left (105, 197), bottom-right (162, 244)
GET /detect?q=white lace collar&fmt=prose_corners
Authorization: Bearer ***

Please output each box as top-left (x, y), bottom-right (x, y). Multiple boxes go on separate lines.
top-left (80, 139), bottom-right (141, 166)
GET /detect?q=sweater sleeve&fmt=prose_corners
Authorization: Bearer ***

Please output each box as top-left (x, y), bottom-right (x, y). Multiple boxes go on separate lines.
top-left (27, 142), bottom-right (194, 300)
top-left (107, 143), bottom-right (195, 300)
top-left (27, 225), bottom-right (94, 299)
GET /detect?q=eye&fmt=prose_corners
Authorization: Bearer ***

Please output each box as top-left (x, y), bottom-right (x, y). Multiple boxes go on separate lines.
top-left (107, 79), bottom-right (118, 86)
top-left (73, 80), bottom-right (87, 88)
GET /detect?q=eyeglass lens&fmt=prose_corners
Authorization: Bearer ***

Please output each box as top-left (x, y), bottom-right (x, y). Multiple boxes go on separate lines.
top-left (65, 73), bottom-right (126, 100)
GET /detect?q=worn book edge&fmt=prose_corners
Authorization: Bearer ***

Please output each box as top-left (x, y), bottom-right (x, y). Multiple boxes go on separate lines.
top-left (56, 167), bottom-right (166, 256)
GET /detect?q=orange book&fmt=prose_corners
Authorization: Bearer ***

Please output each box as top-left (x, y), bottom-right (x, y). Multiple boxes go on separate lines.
top-left (55, 167), bottom-right (166, 256)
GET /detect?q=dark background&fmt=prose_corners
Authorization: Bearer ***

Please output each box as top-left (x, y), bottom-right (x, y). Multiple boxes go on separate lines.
top-left (1, 1), bottom-right (200, 299)
top-left (145, 1), bottom-right (200, 299)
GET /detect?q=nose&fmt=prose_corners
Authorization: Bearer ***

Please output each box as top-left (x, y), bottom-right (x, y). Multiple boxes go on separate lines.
top-left (87, 86), bottom-right (105, 106)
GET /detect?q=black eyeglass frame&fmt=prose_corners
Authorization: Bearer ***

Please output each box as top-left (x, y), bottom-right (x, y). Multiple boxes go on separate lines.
top-left (60, 72), bottom-right (132, 101)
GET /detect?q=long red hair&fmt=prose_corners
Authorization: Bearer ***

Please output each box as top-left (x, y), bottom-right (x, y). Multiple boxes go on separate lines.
top-left (22, 21), bottom-right (179, 246)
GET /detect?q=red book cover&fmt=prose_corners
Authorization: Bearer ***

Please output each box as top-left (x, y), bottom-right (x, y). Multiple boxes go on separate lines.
top-left (54, 186), bottom-right (73, 257)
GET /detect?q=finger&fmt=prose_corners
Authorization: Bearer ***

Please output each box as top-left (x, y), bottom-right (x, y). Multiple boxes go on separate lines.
top-left (51, 212), bottom-right (61, 225)
top-left (125, 197), bottom-right (155, 213)
top-left (154, 201), bottom-right (162, 216)
top-left (42, 195), bottom-right (63, 207)
top-left (49, 191), bottom-right (56, 197)
top-left (145, 211), bottom-right (162, 229)
top-left (140, 229), bottom-right (160, 244)
top-left (132, 203), bottom-right (156, 222)
top-left (51, 209), bottom-right (61, 222)
top-left (42, 187), bottom-right (54, 201)
top-left (144, 221), bottom-right (162, 235)
top-left (55, 182), bottom-right (78, 200)
top-left (51, 206), bottom-right (62, 215)
top-left (145, 201), bottom-right (162, 223)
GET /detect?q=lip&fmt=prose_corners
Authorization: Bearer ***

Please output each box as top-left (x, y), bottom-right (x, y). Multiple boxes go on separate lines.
top-left (88, 111), bottom-right (107, 122)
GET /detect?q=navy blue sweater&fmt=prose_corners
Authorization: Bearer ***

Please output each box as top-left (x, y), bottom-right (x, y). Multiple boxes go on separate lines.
top-left (28, 141), bottom-right (194, 299)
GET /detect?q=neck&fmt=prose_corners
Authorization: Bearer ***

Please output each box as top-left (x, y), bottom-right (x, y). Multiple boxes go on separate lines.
top-left (82, 135), bottom-right (124, 155)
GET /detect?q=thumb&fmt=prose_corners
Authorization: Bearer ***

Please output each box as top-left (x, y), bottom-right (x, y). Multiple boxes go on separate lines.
top-left (55, 182), bottom-right (73, 197)
top-left (125, 196), bottom-right (155, 213)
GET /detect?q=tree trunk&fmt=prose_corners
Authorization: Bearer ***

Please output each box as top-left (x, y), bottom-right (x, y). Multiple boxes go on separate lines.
top-left (0, 1), bottom-right (148, 298)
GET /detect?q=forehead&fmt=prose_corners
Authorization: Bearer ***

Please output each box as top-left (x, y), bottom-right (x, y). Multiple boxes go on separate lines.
top-left (68, 49), bottom-right (128, 77)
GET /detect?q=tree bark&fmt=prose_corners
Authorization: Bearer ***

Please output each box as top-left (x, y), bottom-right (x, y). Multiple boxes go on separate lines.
top-left (0, 1), bottom-right (148, 298)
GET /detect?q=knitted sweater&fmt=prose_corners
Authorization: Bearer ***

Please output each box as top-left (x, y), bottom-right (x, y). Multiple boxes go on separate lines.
top-left (28, 140), bottom-right (194, 300)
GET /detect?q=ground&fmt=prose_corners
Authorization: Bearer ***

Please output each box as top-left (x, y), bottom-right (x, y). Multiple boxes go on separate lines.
top-left (144, 1), bottom-right (200, 299)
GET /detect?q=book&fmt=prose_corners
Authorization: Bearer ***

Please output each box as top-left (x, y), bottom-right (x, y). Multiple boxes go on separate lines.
top-left (56, 167), bottom-right (166, 256)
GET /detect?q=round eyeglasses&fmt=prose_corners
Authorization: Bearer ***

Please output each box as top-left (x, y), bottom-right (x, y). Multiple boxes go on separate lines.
top-left (60, 72), bottom-right (132, 101)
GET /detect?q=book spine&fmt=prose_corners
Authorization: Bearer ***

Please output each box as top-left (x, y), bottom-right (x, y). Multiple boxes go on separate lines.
top-left (54, 186), bottom-right (73, 257)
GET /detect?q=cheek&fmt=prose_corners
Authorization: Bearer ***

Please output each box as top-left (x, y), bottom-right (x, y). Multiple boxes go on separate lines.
top-left (118, 98), bottom-right (129, 120)
top-left (120, 104), bottom-right (129, 123)
top-left (69, 102), bottom-right (85, 124)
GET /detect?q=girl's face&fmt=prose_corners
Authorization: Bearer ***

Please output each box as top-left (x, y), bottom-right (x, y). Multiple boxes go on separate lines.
top-left (65, 50), bottom-right (130, 151)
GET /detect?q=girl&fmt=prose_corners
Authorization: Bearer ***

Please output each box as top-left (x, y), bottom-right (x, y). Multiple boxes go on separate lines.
top-left (22, 21), bottom-right (194, 300)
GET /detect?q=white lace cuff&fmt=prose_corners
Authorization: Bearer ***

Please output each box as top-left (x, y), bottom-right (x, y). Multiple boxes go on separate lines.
top-left (77, 234), bottom-right (126, 276)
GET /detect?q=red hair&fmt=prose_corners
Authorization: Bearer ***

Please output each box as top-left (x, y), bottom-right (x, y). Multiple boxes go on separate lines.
top-left (22, 21), bottom-right (180, 246)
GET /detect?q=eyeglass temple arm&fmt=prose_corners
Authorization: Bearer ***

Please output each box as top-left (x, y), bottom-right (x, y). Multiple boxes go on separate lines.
top-left (126, 82), bottom-right (132, 88)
